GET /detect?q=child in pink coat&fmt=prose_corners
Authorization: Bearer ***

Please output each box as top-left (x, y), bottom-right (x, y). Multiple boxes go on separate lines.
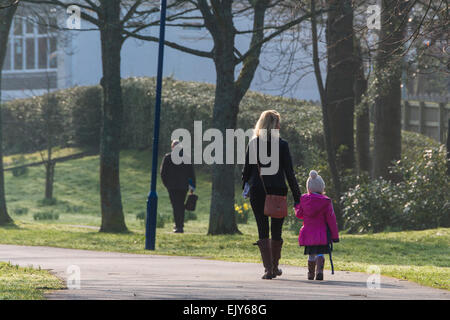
top-left (294, 170), bottom-right (339, 280)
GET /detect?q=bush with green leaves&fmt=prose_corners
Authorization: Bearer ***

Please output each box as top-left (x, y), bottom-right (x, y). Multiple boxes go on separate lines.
top-left (390, 146), bottom-right (450, 230)
top-left (33, 211), bottom-right (59, 221)
top-left (342, 146), bottom-right (449, 233)
top-left (13, 207), bottom-right (29, 216)
top-left (341, 178), bottom-right (403, 233)
top-left (11, 155), bottom-right (29, 177)
top-left (64, 204), bottom-right (84, 213)
top-left (3, 91), bottom-right (73, 155)
top-left (37, 198), bottom-right (58, 206)
top-left (136, 211), bottom-right (169, 228)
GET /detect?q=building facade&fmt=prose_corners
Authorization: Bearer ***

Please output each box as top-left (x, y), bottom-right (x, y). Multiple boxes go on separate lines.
top-left (1, 4), bottom-right (320, 102)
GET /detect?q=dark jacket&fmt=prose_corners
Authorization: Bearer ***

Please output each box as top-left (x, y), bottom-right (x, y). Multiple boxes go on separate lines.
top-left (242, 137), bottom-right (301, 203)
top-left (160, 152), bottom-right (196, 191)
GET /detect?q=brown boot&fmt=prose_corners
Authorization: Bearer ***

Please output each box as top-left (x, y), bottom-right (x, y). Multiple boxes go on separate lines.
top-left (308, 260), bottom-right (316, 280)
top-left (254, 239), bottom-right (274, 279)
top-left (315, 256), bottom-right (325, 280)
top-left (271, 239), bottom-right (283, 278)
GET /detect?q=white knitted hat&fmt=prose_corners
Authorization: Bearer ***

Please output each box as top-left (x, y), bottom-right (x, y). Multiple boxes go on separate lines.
top-left (307, 170), bottom-right (325, 193)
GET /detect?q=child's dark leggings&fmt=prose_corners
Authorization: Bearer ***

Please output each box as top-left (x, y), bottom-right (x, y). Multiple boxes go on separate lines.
top-left (249, 186), bottom-right (284, 241)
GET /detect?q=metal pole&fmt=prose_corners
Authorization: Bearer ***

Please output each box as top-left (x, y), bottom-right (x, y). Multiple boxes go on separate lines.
top-left (146, 0), bottom-right (167, 250)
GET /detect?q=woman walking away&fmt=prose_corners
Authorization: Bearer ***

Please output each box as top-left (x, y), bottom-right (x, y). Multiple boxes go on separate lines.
top-left (295, 170), bottom-right (339, 280)
top-left (242, 110), bottom-right (301, 280)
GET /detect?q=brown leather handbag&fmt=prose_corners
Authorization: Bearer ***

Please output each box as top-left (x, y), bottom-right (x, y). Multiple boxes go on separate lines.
top-left (257, 162), bottom-right (288, 219)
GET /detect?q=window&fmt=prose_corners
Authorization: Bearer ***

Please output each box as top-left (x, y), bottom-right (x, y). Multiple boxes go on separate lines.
top-left (4, 16), bottom-right (58, 72)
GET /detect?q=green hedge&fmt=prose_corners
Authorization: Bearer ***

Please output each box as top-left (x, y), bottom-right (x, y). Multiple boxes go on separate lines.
top-left (2, 76), bottom-right (437, 170)
top-left (3, 86), bottom-right (86, 154)
top-left (2, 77), bottom-right (320, 164)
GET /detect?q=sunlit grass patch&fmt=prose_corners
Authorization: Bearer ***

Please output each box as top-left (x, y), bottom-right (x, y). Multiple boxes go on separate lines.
top-left (0, 262), bottom-right (63, 300)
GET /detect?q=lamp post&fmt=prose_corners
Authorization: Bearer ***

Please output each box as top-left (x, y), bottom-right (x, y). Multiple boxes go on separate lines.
top-left (146, 0), bottom-right (167, 250)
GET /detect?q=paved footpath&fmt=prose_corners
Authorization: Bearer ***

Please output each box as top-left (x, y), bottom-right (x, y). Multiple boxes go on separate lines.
top-left (0, 244), bottom-right (448, 300)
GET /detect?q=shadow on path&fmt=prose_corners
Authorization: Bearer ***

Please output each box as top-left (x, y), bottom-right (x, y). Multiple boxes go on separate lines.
top-left (274, 278), bottom-right (401, 289)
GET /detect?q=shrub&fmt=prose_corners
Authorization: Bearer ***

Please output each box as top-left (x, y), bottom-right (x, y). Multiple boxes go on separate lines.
top-left (341, 178), bottom-right (403, 233)
top-left (33, 211), bottom-right (59, 221)
top-left (135, 211), bottom-right (146, 221)
top-left (342, 146), bottom-right (450, 233)
top-left (136, 211), bottom-right (168, 228)
top-left (3, 91), bottom-right (73, 155)
top-left (234, 201), bottom-right (251, 224)
top-left (37, 198), bottom-right (58, 206)
top-left (64, 204), bottom-right (84, 213)
top-left (71, 86), bottom-right (102, 147)
top-left (11, 155), bottom-right (28, 177)
top-left (390, 146), bottom-right (450, 230)
top-left (13, 207), bottom-right (29, 215)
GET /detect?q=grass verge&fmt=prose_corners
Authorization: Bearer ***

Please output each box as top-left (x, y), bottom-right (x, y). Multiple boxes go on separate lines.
top-left (0, 261), bottom-right (64, 300)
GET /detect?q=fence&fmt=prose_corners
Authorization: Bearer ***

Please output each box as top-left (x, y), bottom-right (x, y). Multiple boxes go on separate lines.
top-left (402, 95), bottom-right (449, 143)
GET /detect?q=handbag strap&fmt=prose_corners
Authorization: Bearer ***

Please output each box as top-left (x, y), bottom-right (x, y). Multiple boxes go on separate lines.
top-left (256, 160), bottom-right (268, 195)
top-left (252, 137), bottom-right (268, 195)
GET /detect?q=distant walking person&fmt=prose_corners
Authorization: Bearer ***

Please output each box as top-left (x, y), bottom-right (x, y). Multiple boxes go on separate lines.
top-left (294, 170), bottom-right (339, 281)
top-left (242, 110), bottom-right (301, 279)
top-left (160, 140), bottom-right (196, 233)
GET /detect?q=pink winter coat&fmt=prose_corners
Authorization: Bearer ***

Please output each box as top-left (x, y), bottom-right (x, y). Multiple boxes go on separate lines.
top-left (294, 193), bottom-right (339, 246)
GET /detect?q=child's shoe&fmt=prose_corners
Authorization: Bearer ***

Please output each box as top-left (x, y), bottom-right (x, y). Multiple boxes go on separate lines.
top-left (308, 261), bottom-right (316, 280)
top-left (315, 256), bottom-right (325, 280)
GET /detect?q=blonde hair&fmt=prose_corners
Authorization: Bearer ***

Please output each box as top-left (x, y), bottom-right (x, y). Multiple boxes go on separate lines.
top-left (253, 110), bottom-right (281, 139)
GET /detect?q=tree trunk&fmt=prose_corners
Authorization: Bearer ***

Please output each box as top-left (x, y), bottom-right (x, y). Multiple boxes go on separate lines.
top-left (207, 88), bottom-right (240, 234)
top-left (354, 39), bottom-right (370, 174)
top-left (207, 22), bottom-right (240, 235)
top-left (310, 0), bottom-right (343, 227)
top-left (206, 0), bottom-right (269, 235)
top-left (98, 0), bottom-right (127, 233)
top-left (44, 94), bottom-right (55, 201)
top-left (355, 89), bottom-right (370, 174)
top-left (45, 161), bottom-right (55, 200)
top-left (373, 0), bottom-right (409, 180)
top-left (447, 119), bottom-right (450, 176)
top-left (0, 4), bottom-right (17, 225)
top-left (325, 0), bottom-right (355, 171)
